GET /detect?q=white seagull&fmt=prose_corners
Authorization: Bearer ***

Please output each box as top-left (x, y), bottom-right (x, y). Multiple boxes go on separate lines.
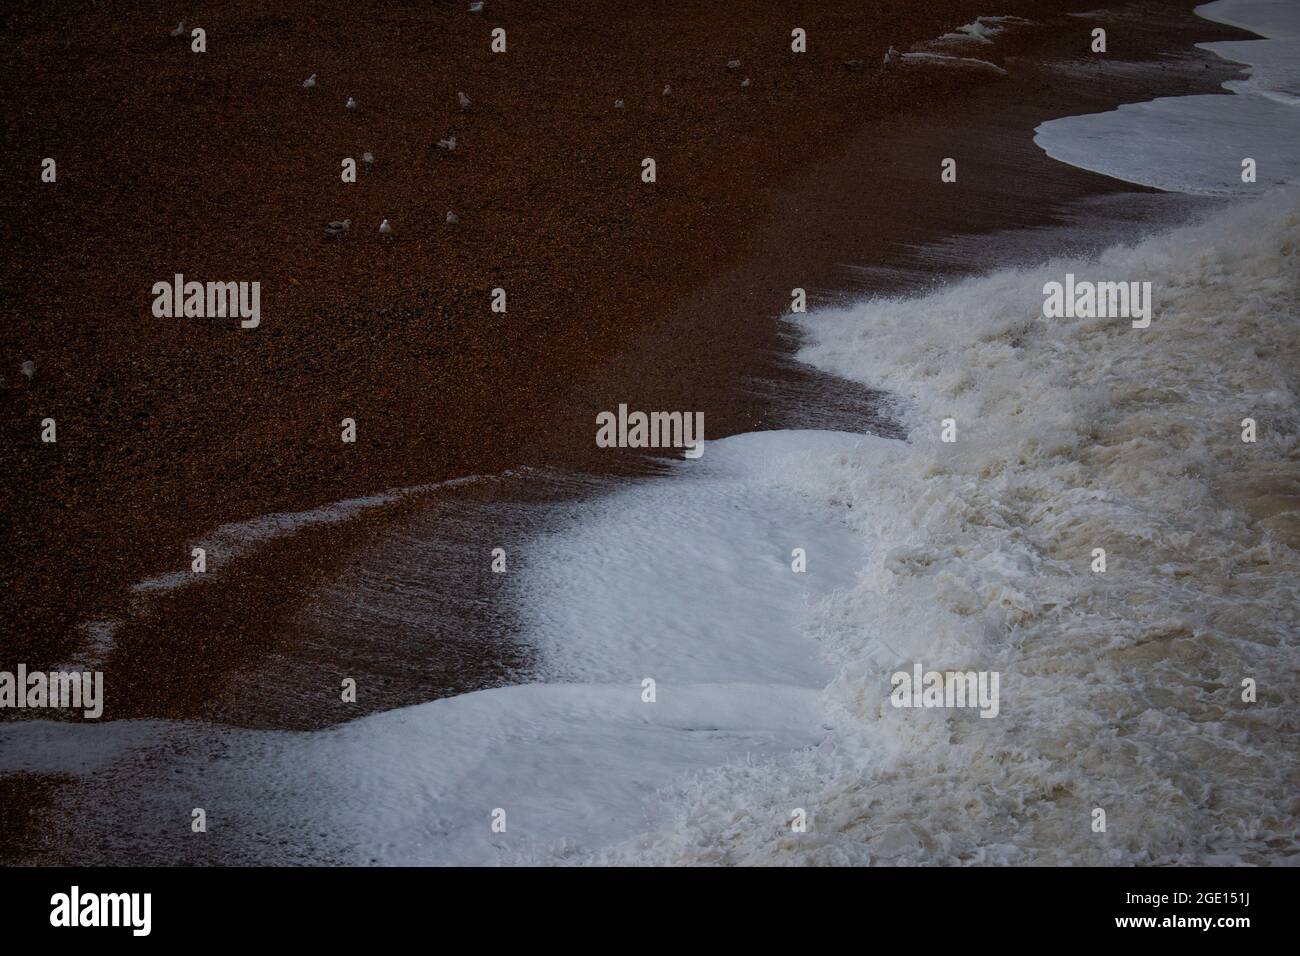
top-left (303, 73), bottom-right (317, 89)
top-left (20, 360), bottom-right (35, 380)
top-left (663, 84), bottom-right (672, 97)
top-left (614, 99), bottom-right (624, 109)
top-left (379, 218), bottom-right (393, 237)
top-left (346, 96), bottom-right (357, 111)
top-left (740, 78), bottom-right (751, 89)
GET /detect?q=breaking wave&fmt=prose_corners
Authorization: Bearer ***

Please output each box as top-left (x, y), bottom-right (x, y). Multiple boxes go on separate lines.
top-left (591, 189), bottom-right (1300, 865)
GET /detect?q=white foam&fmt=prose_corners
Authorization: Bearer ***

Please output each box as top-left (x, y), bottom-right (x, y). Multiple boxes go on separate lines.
top-left (18, 188), bottom-right (1300, 865)
top-left (931, 15), bottom-right (1033, 47)
top-left (0, 682), bottom-right (824, 864)
top-left (59, 475), bottom-right (497, 676)
top-left (891, 50), bottom-right (1008, 75)
top-left (2, 432), bottom-right (877, 864)
top-left (10, 196), bottom-right (1297, 865)
top-left (1200, 37), bottom-right (1300, 103)
top-left (587, 189), bottom-right (1300, 865)
top-left (1196, 0), bottom-right (1300, 38)
top-left (11, 4), bottom-right (1297, 865)
top-left (516, 430), bottom-right (877, 688)
top-left (1035, 93), bottom-right (1300, 194)
top-left (129, 477), bottom-right (485, 597)
top-left (1035, 0), bottom-right (1300, 194)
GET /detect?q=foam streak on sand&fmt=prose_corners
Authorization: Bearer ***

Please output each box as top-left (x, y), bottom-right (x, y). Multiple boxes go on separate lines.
top-left (0, 433), bottom-right (875, 864)
top-left (930, 15), bottom-right (1034, 47)
top-left (130, 476), bottom-right (491, 596)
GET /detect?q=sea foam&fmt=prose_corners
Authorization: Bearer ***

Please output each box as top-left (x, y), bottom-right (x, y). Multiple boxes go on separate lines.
top-left (15, 190), bottom-right (1291, 866)
top-left (1034, 0), bottom-right (1300, 194)
top-left (590, 188), bottom-right (1300, 865)
top-left (5, 4), bottom-right (1297, 869)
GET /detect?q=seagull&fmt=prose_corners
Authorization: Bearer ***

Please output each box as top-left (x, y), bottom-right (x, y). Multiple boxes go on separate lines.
top-left (446, 211), bottom-right (459, 224)
top-left (726, 59), bottom-right (741, 70)
top-left (663, 84), bottom-right (672, 97)
top-left (379, 218), bottom-right (393, 237)
top-left (170, 22), bottom-right (186, 37)
top-left (20, 360), bottom-right (35, 380)
top-left (303, 73), bottom-right (317, 89)
top-left (740, 78), bottom-right (750, 88)
top-left (346, 96), bottom-right (357, 111)
top-left (884, 46), bottom-right (899, 66)
top-left (458, 91), bottom-right (471, 110)
top-left (436, 136), bottom-right (457, 151)
top-left (362, 152), bottom-right (374, 165)
top-left (324, 219), bottom-right (351, 238)
top-left (614, 99), bottom-right (624, 109)
top-left (469, 1), bottom-right (484, 12)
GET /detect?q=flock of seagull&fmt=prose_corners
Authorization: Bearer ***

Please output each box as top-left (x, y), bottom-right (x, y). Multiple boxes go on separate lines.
top-left (167, 3), bottom-right (767, 241)
top-left (167, 4), bottom-right (494, 240)
top-left (309, 69), bottom-right (469, 239)
top-left (308, 56), bottom-right (476, 238)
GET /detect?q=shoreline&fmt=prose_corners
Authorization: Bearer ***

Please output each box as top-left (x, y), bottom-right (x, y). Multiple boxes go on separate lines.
top-left (2, 1), bottom-right (1251, 724)
top-left (2, 0), bottom-right (1080, 664)
top-left (0, 0), bottom-right (1271, 863)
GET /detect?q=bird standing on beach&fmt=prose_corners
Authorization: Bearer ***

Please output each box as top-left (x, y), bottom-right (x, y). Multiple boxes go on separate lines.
top-left (362, 152), bottom-right (374, 165)
top-left (346, 96), bottom-right (357, 111)
top-left (324, 219), bottom-right (351, 238)
top-left (379, 219), bottom-right (393, 237)
top-left (741, 78), bottom-right (751, 89)
top-left (446, 211), bottom-right (459, 224)
top-left (20, 360), bottom-right (35, 380)
top-left (614, 99), bottom-right (624, 109)
top-left (303, 73), bottom-right (317, 89)
top-left (663, 84), bottom-right (672, 97)
top-left (458, 91), bottom-right (471, 110)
